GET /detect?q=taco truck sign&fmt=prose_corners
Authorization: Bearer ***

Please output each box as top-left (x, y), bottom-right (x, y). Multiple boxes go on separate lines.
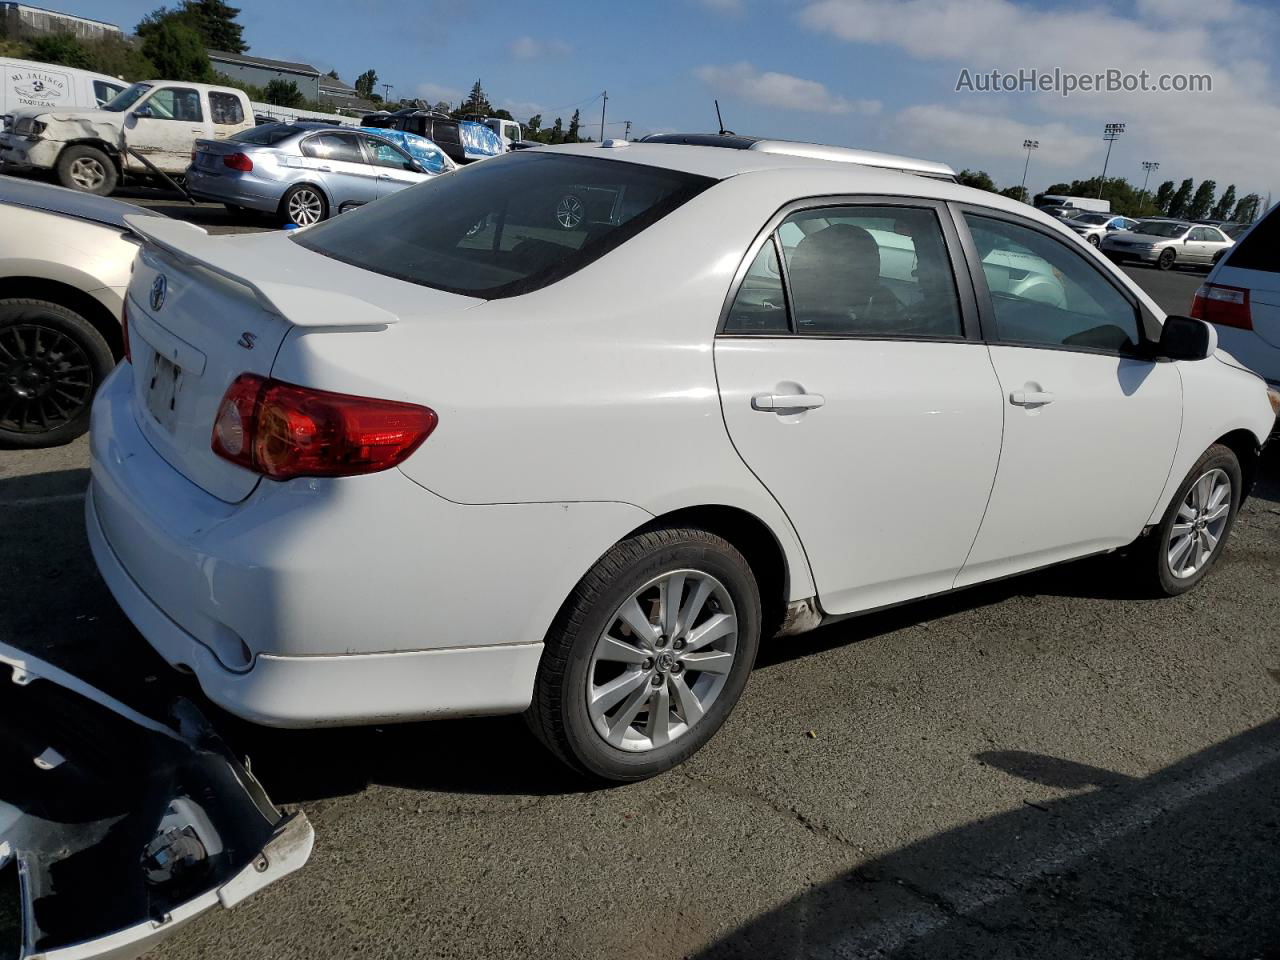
top-left (9, 67), bottom-right (70, 108)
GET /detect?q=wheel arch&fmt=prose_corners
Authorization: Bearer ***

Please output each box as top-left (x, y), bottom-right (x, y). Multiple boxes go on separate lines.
top-left (0, 276), bottom-right (123, 359)
top-left (1215, 427), bottom-right (1263, 502)
top-left (62, 138), bottom-right (124, 166)
top-left (280, 181), bottom-right (332, 214)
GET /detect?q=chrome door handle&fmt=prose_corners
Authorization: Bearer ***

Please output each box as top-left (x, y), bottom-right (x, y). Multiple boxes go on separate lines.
top-left (316, 165), bottom-right (332, 172)
top-left (1010, 390), bottom-right (1055, 406)
top-left (752, 392), bottom-right (825, 412)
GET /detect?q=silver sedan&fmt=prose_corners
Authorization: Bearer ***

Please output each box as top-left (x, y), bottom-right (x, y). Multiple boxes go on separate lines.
top-left (185, 122), bottom-right (454, 226)
top-left (1064, 212), bottom-right (1141, 246)
top-left (1100, 219), bottom-right (1235, 271)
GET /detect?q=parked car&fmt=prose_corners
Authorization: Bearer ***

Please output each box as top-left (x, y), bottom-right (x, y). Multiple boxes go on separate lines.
top-left (1064, 212), bottom-right (1142, 246)
top-left (0, 175), bottom-right (161, 447)
top-left (0, 57), bottom-right (126, 120)
top-left (1034, 194), bottom-right (1111, 215)
top-left (1100, 219), bottom-right (1234, 270)
top-left (89, 142), bottom-right (1278, 783)
top-left (1196, 219), bottom-right (1252, 240)
top-left (360, 109), bottom-right (504, 164)
top-left (1192, 203), bottom-right (1280, 389)
top-left (0, 80), bottom-right (253, 195)
top-left (185, 122), bottom-right (453, 226)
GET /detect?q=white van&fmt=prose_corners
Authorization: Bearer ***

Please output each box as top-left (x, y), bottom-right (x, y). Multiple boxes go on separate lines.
top-left (1, 58), bottom-right (126, 117)
top-left (1036, 194), bottom-right (1111, 215)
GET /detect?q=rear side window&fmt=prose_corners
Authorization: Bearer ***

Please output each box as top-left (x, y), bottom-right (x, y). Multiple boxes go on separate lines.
top-left (1225, 211), bottom-right (1278, 273)
top-left (294, 153), bottom-right (714, 299)
top-left (965, 213), bottom-right (1140, 354)
top-left (300, 133), bottom-right (364, 164)
top-left (209, 92), bottom-right (244, 125)
top-left (146, 87), bottom-right (202, 122)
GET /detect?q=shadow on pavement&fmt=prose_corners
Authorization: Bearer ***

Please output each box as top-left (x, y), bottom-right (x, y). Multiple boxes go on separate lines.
top-left (695, 719), bottom-right (1280, 960)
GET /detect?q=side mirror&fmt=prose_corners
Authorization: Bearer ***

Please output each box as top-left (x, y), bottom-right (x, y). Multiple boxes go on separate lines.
top-left (133, 105), bottom-right (152, 119)
top-left (1159, 314), bottom-right (1217, 361)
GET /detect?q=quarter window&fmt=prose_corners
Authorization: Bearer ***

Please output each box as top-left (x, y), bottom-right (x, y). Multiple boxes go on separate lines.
top-left (964, 213), bottom-right (1141, 354)
top-left (144, 87), bottom-right (202, 122)
top-left (209, 92), bottom-right (244, 125)
top-left (724, 240), bottom-right (788, 334)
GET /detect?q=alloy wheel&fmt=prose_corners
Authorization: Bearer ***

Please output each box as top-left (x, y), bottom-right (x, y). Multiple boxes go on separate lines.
top-left (586, 570), bottom-right (738, 752)
top-left (0, 322), bottom-right (94, 433)
top-left (68, 157), bottom-right (106, 191)
top-left (287, 189), bottom-right (325, 226)
top-left (1167, 468), bottom-right (1232, 579)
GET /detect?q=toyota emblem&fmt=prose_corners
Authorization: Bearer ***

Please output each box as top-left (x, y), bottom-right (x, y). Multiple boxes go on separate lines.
top-left (150, 274), bottom-right (167, 312)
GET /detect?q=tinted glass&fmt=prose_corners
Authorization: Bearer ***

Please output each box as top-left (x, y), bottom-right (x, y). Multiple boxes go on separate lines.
top-left (300, 133), bottom-right (364, 164)
top-left (209, 92), bottom-right (244, 125)
top-left (1073, 214), bottom-right (1110, 225)
top-left (146, 87), bottom-right (202, 122)
top-left (231, 123), bottom-right (299, 145)
top-left (294, 153), bottom-right (714, 298)
top-left (965, 213), bottom-right (1141, 353)
top-left (102, 82), bottom-right (151, 112)
top-left (724, 240), bottom-right (788, 334)
top-left (1224, 208), bottom-right (1278, 272)
top-left (1136, 221), bottom-right (1188, 237)
top-left (93, 80), bottom-right (125, 105)
top-left (775, 206), bottom-right (963, 337)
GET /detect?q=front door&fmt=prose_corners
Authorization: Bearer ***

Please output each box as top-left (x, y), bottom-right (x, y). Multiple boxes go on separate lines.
top-left (126, 86), bottom-right (207, 172)
top-left (360, 134), bottom-right (423, 198)
top-left (955, 210), bottom-right (1182, 586)
top-left (298, 131), bottom-right (379, 212)
top-left (714, 201), bottom-right (1005, 615)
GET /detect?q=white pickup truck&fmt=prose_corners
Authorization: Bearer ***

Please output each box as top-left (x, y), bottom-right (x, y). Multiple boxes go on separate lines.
top-left (0, 79), bottom-right (253, 195)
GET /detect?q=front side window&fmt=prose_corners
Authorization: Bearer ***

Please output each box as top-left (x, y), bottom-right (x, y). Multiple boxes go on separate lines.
top-left (777, 206), bottom-right (963, 337)
top-left (300, 133), bottom-right (364, 164)
top-left (142, 87), bottom-right (202, 122)
top-left (294, 153), bottom-right (714, 298)
top-left (362, 135), bottom-right (411, 169)
top-left (209, 92), bottom-right (244, 125)
top-left (964, 213), bottom-right (1141, 354)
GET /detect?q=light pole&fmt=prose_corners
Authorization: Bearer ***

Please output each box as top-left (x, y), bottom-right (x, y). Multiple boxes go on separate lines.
top-left (381, 83), bottom-right (393, 103)
top-left (1098, 122), bottom-right (1125, 198)
top-left (1137, 160), bottom-right (1159, 214)
top-left (1019, 139), bottom-right (1039, 200)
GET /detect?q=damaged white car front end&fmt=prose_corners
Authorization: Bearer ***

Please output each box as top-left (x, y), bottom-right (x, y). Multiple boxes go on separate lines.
top-left (0, 110), bottom-right (123, 172)
top-left (0, 643), bottom-right (313, 960)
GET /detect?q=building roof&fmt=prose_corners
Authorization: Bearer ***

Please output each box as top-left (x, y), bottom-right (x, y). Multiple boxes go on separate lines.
top-left (1, 2), bottom-right (120, 29)
top-left (207, 50), bottom-right (320, 77)
top-left (318, 77), bottom-right (359, 95)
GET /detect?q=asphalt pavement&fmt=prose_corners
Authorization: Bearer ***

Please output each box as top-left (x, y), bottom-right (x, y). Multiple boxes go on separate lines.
top-left (0, 203), bottom-right (1275, 960)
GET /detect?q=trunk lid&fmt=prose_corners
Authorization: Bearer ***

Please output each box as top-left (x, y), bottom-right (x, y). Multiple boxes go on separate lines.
top-left (1213, 265), bottom-right (1280, 349)
top-left (123, 216), bottom-right (479, 503)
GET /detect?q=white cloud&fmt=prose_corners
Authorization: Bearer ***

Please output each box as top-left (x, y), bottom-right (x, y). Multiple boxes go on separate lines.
top-left (695, 62), bottom-right (881, 115)
top-left (508, 35), bottom-right (572, 60)
top-left (799, 0), bottom-right (1280, 196)
top-left (893, 105), bottom-right (1096, 168)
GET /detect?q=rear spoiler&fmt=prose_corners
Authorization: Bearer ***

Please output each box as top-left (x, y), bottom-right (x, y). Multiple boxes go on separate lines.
top-left (124, 215), bottom-right (398, 329)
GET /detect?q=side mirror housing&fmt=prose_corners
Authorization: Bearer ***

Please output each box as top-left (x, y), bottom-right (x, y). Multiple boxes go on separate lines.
top-left (1160, 314), bottom-right (1217, 361)
top-left (133, 105), bottom-right (152, 119)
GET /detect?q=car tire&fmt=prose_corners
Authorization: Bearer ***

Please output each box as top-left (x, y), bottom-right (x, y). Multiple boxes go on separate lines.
top-left (527, 527), bottom-right (762, 782)
top-left (55, 145), bottom-right (118, 196)
top-left (279, 184), bottom-right (328, 227)
top-left (0, 299), bottom-right (115, 448)
top-left (1087, 235), bottom-right (1100, 246)
top-left (1130, 443), bottom-right (1243, 597)
top-left (1157, 247), bottom-right (1177, 270)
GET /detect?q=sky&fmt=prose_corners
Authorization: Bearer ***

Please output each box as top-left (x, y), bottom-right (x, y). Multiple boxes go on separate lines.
top-left (61, 0), bottom-right (1280, 202)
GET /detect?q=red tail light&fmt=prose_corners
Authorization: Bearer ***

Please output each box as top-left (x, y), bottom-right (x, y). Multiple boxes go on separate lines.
top-left (1191, 282), bottom-right (1252, 330)
top-left (121, 300), bottom-right (132, 363)
top-left (223, 152), bottom-right (253, 172)
top-left (211, 374), bottom-right (437, 480)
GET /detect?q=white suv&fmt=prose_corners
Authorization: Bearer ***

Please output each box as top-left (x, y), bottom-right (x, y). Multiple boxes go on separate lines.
top-left (1192, 206), bottom-right (1280, 390)
top-left (87, 142), bottom-right (1279, 781)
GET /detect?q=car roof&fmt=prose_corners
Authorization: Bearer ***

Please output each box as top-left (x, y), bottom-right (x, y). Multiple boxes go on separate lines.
top-left (0, 173), bottom-right (162, 230)
top-left (637, 133), bottom-right (956, 179)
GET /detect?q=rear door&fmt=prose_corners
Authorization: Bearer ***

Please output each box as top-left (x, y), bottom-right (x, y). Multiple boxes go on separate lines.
top-left (953, 208), bottom-right (1182, 586)
top-left (299, 130), bottom-right (378, 211)
top-left (714, 199), bottom-right (1004, 615)
top-left (127, 85), bottom-right (207, 172)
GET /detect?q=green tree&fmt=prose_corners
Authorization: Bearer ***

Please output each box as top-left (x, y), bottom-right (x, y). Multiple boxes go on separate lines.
top-left (1166, 178), bottom-right (1194, 218)
top-left (1042, 183), bottom-right (1072, 196)
top-left (1231, 193), bottom-right (1261, 223)
top-left (998, 185), bottom-right (1029, 203)
top-left (526, 113), bottom-right (542, 136)
top-left (264, 78), bottom-right (304, 107)
top-left (956, 169), bottom-right (997, 192)
top-left (566, 108), bottom-right (581, 142)
top-left (1186, 180), bottom-right (1216, 220)
top-left (28, 33), bottom-right (94, 68)
top-left (431, 100), bottom-right (451, 114)
top-left (326, 69), bottom-right (340, 80)
top-left (1209, 184), bottom-right (1236, 221)
top-left (354, 69), bottom-right (378, 99)
top-left (549, 116), bottom-right (564, 144)
top-left (1152, 180), bottom-right (1175, 214)
top-left (458, 78), bottom-right (492, 116)
top-left (140, 16), bottom-right (213, 82)
top-left (181, 0), bottom-right (245, 52)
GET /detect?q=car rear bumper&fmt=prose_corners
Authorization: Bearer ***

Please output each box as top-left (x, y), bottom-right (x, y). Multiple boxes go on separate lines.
top-left (184, 165), bottom-right (283, 212)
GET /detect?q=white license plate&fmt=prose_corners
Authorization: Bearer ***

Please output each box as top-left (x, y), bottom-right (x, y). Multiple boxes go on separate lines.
top-left (146, 352), bottom-right (183, 431)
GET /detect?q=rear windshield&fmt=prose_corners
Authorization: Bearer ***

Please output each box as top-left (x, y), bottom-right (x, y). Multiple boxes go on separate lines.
top-left (230, 124), bottom-right (300, 145)
top-left (1225, 210), bottom-right (1278, 273)
top-left (1072, 213), bottom-right (1110, 225)
top-left (293, 152), bottom-right (715, 298)
top-left (1135, 221), bottom-right (1188, 237)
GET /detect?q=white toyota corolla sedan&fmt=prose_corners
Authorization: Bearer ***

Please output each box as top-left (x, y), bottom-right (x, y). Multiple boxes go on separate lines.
top-left (88, 141), bottom-right (1279, 781)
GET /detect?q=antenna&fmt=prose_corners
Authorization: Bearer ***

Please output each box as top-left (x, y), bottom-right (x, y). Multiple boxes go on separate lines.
top-left (714, 99), bottom-right (728, 136)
